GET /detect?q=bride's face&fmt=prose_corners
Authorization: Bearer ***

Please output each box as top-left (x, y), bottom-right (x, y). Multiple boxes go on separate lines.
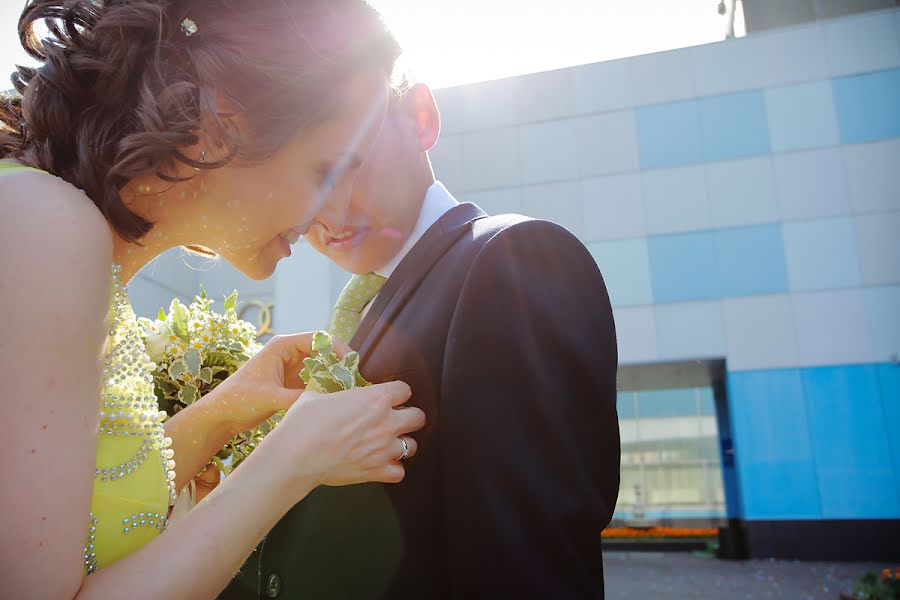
top-left (158, 70), bottom-right (389, 280)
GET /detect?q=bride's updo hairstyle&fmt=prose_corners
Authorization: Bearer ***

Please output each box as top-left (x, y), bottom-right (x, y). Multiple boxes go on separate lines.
top-left (0, 0), bottom-right (401, 242)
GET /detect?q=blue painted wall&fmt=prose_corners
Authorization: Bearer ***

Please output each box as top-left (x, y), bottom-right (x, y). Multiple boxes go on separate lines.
top-left (728, 363), bottom-right (900, 520)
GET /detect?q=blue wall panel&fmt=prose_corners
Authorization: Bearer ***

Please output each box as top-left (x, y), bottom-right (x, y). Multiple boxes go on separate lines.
top-left (833, 68), bottom-right (900, 143)
top-left (648, 231), bottom-right (719, 303)
top-left (649, 225), bottom-right (789, 304)
top-left (699, 90), bottom-right (772, 162)
top-left (715, 224), bottom-right (789, 297)
top-left (728, 369), bottom-right (821, 519)
top-left (876, 364), bottom-right (900, 493)
top-left (636, 100), bottom-right (704, 169)
top-left (802, 365), bottom-right (900, 518)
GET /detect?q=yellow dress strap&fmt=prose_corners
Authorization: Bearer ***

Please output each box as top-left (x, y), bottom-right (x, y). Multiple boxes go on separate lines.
top-left (0, 162), bottom-right (49, 176)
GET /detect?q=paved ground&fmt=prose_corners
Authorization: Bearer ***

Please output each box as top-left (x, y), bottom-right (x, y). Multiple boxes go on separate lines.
top-left (603, 552), bottom-right (887, 599)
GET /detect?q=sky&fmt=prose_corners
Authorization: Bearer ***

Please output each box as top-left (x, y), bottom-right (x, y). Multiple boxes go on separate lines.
top-left (0, 0), bottom-right (744, 90)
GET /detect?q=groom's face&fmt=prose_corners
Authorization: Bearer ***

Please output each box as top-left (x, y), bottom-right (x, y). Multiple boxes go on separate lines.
top-left (305, 84), bottom-right (440, 274)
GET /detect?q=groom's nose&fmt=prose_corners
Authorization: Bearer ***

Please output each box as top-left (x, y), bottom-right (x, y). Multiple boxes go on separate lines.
top-left (316, 188), bottom-right (352, 234)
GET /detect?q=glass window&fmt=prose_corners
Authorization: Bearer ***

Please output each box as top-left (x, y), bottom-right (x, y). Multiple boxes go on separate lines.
top-left (615, 383), bottom-right (726, 519)
top-left (616, 391), bottom-right (635, 419)
top-left (636, 388), bottom-right (698, 418)
top-left (699, 387), bottom-right (716, 415)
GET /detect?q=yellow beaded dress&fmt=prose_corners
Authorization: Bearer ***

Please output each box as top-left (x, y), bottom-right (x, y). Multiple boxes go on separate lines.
top-left (0, 162), bottom-right (177, 573)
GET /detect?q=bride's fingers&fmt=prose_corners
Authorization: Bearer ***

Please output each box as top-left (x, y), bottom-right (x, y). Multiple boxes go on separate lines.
top-left (273, 387), bottom-right (303, 411)
top-left (370, 435), bottom-right (418, 467)
top-left (364, 380), bottom-right (412, 408)
top-left (392, 406), bottom-right (426, 436)
top-left (282, 368), bottom-right (306, 390)
top-left (268, 332), bottom-right (315, 360)
top-left (394, 435), bottom-right (418, 461)
top-left (197, 465), bottom-right (221, 486)
top-left (332, 339), bottom-right (352, 358)
top-left (271, 334), bottom-right (354, 388)
top-left (372, 462), bottom-right (406, 484)
top-left (270, 334), bottom-right (316, 382)
top-left (194, 465), bottom-right (221, 503)
top-left (272, 331), bottom-right (352, 362)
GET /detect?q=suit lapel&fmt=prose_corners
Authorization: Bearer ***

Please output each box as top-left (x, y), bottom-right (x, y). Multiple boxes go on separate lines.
top-left (350, 203), bottom-right (487, 366)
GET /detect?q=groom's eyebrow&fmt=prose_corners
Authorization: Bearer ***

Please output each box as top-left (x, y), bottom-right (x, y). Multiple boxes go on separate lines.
top-left (317, 152), bottom-right (363, 183)
top-left (336, 152), bottom-right (363, 170)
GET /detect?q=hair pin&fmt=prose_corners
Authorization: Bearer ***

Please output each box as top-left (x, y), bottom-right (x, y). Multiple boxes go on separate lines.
top-left (181, 18), bottom-right (198, 37)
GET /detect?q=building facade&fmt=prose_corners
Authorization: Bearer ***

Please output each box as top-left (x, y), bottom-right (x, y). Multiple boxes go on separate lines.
top-left (133, 7), bottom-right (900, 560)
top-left (741, 0), bottom-right (899, 33)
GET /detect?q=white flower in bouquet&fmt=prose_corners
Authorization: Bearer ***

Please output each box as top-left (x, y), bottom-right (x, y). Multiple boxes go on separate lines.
top-left (138, 289), bottom-right (269, 475)
top-left (142, 321), bottom-right (173, 364)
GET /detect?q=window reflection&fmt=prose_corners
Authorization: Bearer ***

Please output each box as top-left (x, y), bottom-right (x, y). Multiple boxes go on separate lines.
top-left (615, 386), bottom-right (726, 523)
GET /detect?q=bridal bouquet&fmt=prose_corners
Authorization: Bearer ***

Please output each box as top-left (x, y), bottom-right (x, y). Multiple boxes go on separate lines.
top-left (138, 290), bottom-right (271, 475)
top-left (139, 292), bottom-right (373, 476)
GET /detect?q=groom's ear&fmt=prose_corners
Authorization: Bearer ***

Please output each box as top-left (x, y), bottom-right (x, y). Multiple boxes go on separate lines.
top-left (399, 83), bottom-right (441, 153)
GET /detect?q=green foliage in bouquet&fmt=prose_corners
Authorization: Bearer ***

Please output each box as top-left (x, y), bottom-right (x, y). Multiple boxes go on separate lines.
top-left (138, 289), bottom-right (276, 475)
top-left (299, 331), bottom-right (371, 393)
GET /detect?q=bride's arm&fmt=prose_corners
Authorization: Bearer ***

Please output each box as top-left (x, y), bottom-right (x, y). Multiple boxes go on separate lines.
top-left (1, 177), bottom-right (113, 598)
top-left (163, 393), bottom-right (244, 492)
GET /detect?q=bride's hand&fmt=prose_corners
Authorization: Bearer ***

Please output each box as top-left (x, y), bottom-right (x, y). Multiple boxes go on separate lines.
top-left (193, 465), bottom-right (221, 503)
top-left (258, 381), bottom-right (425, 491)
top-left (205, 332), bottom-right (348, 437)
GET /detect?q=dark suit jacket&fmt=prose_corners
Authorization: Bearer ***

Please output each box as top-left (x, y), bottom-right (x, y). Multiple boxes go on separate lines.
top-left (221, 203), bottom-right (620, 599)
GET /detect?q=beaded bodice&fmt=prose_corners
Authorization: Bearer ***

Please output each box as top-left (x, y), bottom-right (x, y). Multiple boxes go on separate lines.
top-left (84, 265), bottom-right (177, 573)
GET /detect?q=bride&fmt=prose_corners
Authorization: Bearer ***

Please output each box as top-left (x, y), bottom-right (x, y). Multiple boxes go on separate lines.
top-left (0, 1), bottom-right (426, 598)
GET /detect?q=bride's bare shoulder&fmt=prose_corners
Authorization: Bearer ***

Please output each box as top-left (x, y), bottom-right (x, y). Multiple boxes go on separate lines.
top-left (0, 169), bottom-right (112, 282)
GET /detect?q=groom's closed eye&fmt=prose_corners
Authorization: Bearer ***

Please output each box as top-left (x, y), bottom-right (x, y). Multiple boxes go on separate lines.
top-left (317, 153), bottom-right (363, 192)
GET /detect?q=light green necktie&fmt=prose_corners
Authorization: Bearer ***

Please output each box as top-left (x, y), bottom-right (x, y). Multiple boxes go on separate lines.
top-left (329, 273), bottom-right (387, 344)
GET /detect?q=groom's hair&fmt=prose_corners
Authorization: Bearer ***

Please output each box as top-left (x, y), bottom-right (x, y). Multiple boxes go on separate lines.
top-left (0, 0), bottom-right (401, 244)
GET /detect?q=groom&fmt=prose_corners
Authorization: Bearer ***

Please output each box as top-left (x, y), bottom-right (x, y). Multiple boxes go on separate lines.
top-left (222, 81), bottom-right (620, 599)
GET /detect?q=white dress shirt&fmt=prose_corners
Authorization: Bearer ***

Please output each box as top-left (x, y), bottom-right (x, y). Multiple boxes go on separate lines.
top-left (360, 181), bottom-right (458, 320)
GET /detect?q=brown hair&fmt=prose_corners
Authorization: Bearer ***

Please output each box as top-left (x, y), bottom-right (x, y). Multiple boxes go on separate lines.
top-left (0, 0), bottom-right (401, 243)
